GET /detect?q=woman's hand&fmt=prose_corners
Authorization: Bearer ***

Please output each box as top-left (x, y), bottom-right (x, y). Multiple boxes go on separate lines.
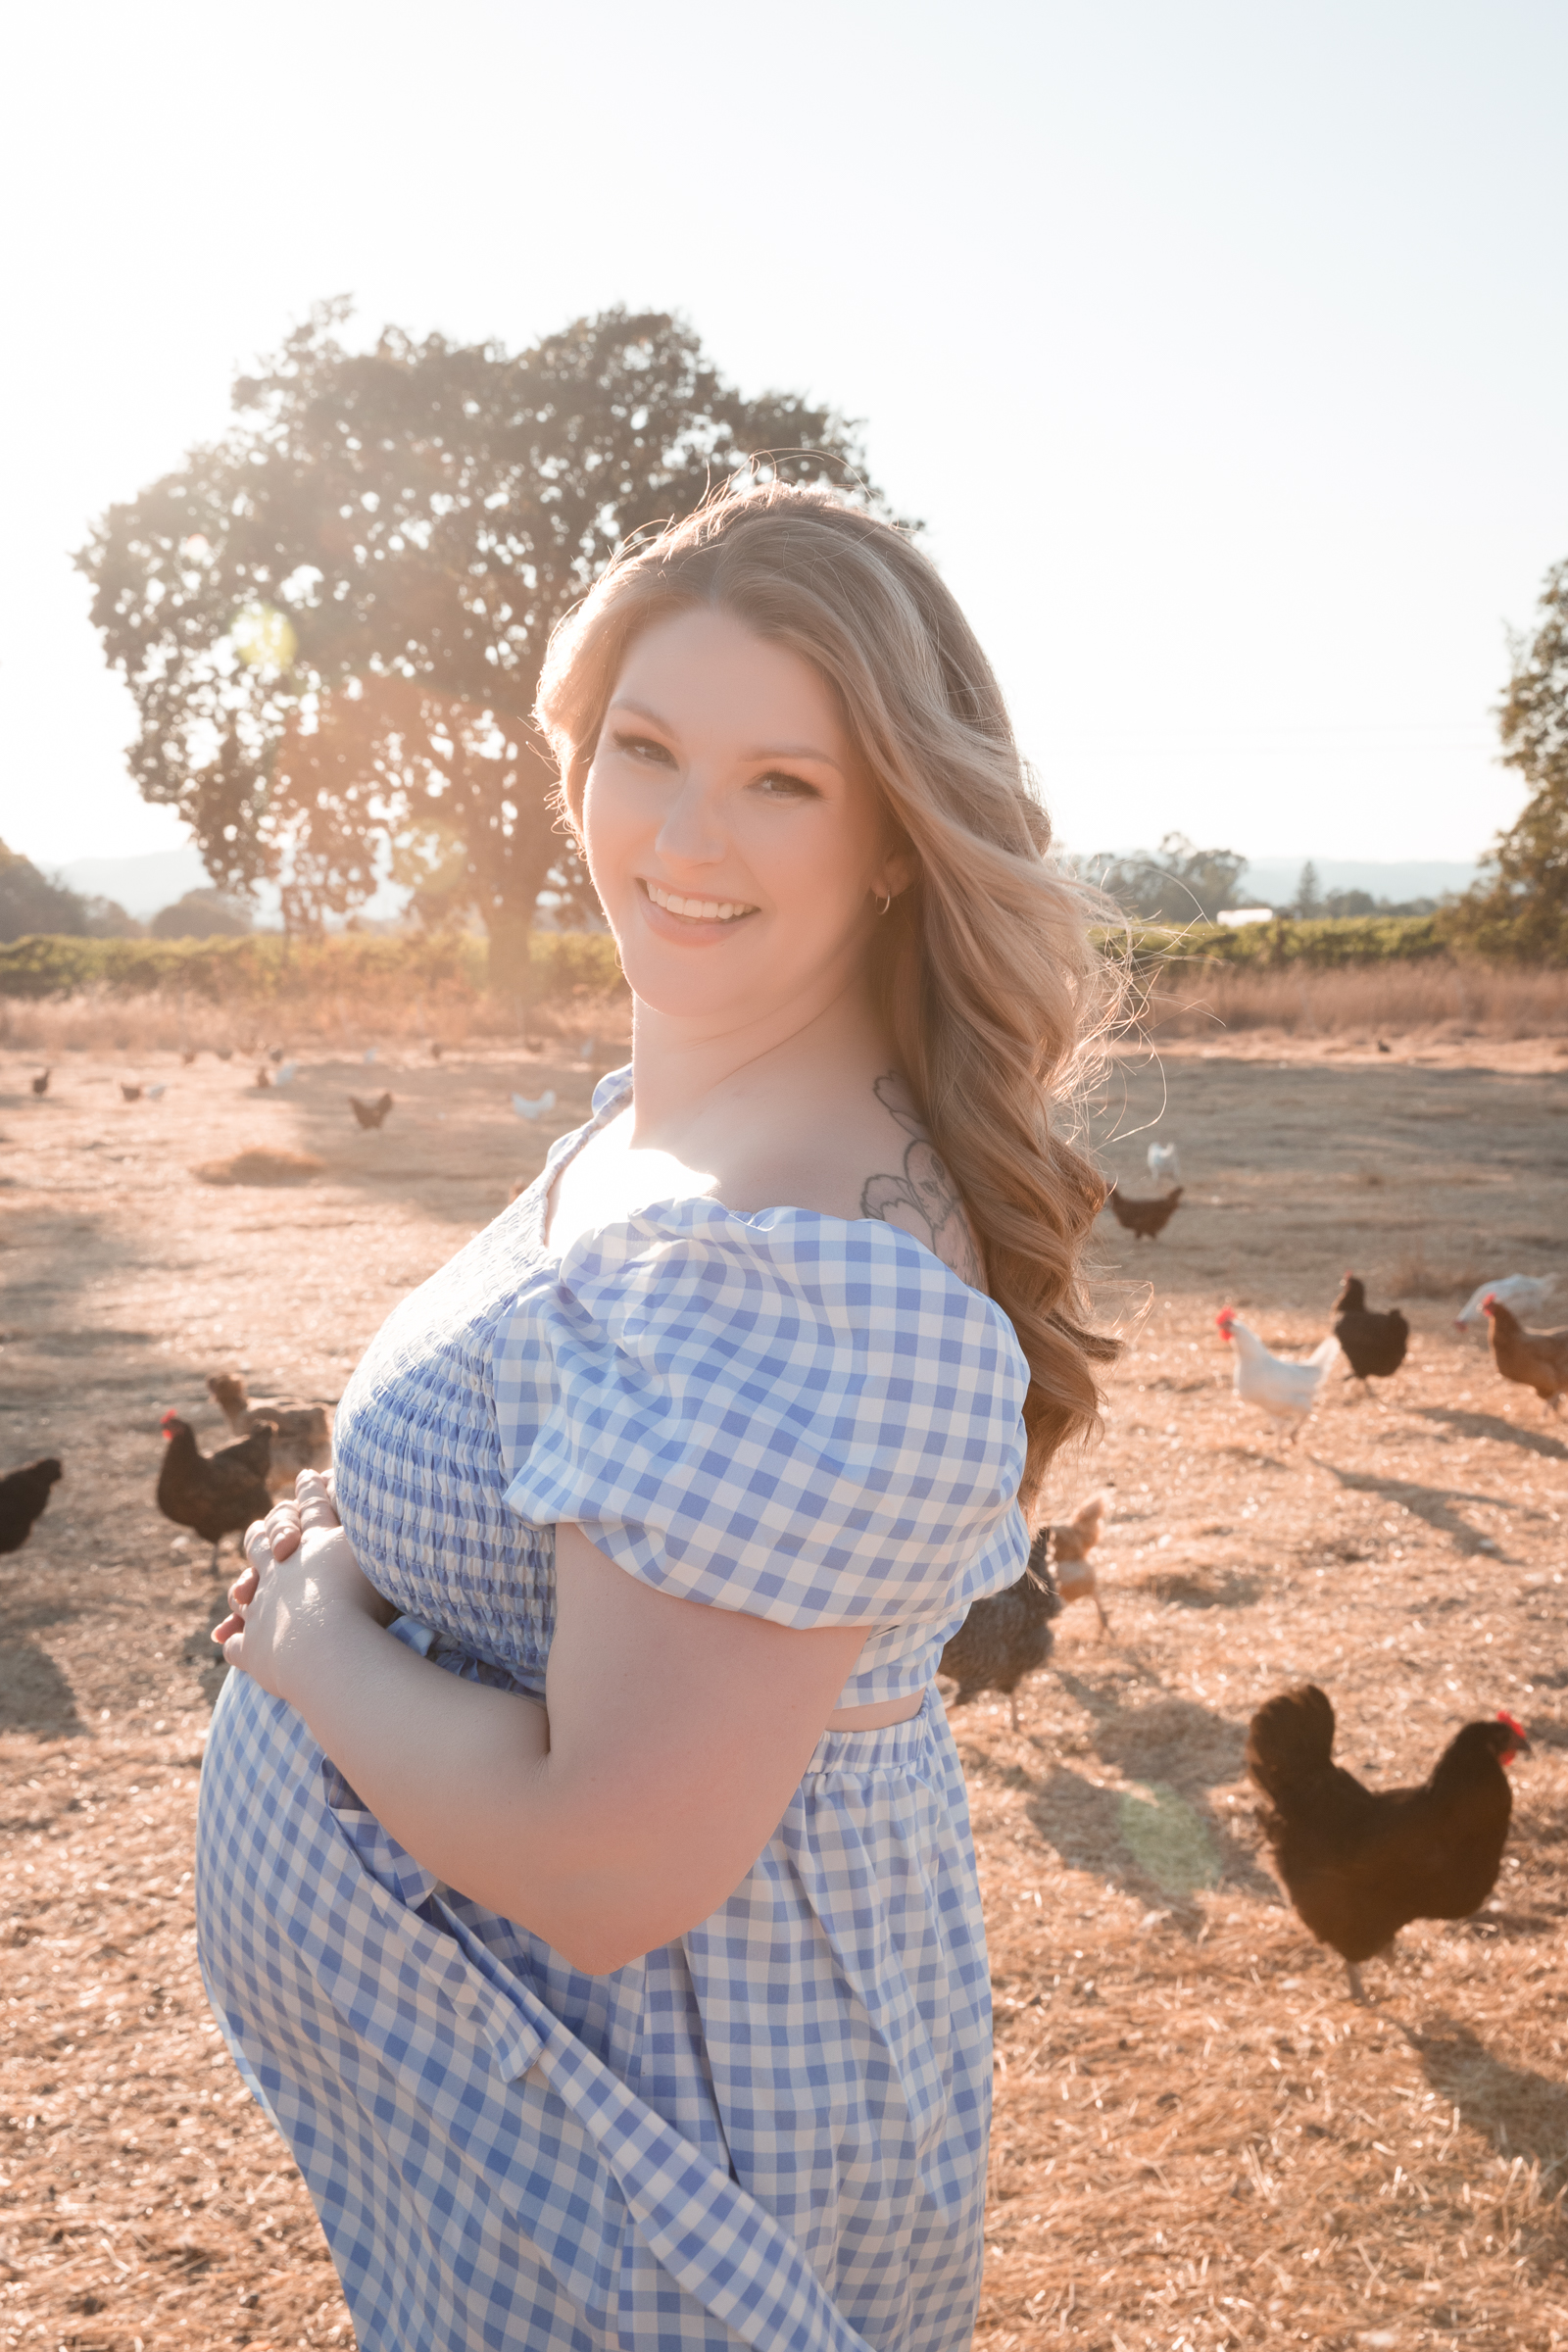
top-left (213, 1468), bottom-right (396, 1704)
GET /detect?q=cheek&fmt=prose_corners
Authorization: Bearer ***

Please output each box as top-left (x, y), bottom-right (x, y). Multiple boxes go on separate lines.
top-left (580, 765), bottom-right (645, 888)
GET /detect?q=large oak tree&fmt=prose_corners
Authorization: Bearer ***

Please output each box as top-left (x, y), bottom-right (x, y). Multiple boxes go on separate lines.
top-left (1460, 560), bottom-right (1568, 960)
top-left (78, 303), bottom-right (892, 988)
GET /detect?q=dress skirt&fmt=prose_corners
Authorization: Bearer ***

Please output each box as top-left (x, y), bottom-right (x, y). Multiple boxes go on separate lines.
top-left (196, 1641), bottom-right (994, 2352)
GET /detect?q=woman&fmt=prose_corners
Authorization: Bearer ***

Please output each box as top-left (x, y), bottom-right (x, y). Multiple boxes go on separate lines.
top-left (197, 483), bottom-right (1112, 2352)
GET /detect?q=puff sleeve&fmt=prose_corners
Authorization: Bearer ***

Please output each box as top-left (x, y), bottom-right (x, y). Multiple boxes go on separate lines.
top-left (493, 1200), bottom-right (1029, 1631)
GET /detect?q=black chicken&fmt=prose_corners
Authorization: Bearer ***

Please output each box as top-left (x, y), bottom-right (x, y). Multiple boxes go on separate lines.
top-left (1247, 1683), bottom-right (1527, 2000)
top-left (156, 1413), bottom-right (272, 1569)
top-left (350, 1091), bottom-right (394, 1130)
top-left (0, 1457), bottom-right (63, 1554)
top-left (1104, 1184), bottom-right (1183, 1243)
top-left (1332, 1274), bottom-right (1409, 1393)
top-left (938, 1531), bottom-right (1062, 1730)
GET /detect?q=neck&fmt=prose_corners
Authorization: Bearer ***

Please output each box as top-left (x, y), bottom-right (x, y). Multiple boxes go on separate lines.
top-left (626, 956), bottom-right (891, 1146)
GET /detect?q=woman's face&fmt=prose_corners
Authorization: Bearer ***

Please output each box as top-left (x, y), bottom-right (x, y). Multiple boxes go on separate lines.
top-left (582, 607), bottom-right (903, 1027)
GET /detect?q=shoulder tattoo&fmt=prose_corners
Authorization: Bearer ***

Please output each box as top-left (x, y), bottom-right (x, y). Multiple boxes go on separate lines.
top-left (859, 1074), bottom-right (985, 1288)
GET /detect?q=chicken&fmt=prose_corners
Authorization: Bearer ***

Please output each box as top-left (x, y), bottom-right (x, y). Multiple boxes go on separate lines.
top-left (206, 1372), bottom-right (333, 1494)
top-left (1105, 1183), bottom-right (1183, 1242)
top-left (350, 1091), bottom-right (394, 1129)
top-left (1215, 1306), bottom-right (1339, 1438)
top-left (1147, 1142), bottom-right (1181, 1185)
top-left (512, 1090), bottom-right (558, 1121)
top-left (1247, 1684), bottom-right (1528, 2000)
top-left (0, 1456), bottom-right (63, 1554)
top-left (938, 1531), bottom-right (1062, 1730)
top-left (1332, 1274), bottom-right (1409, 1393)
top-left (1456, 1273), bottom-right (1558, 1333)
top-left (1047, 1493), bottom-right (1110, 1633)
top-left (156, 1413), bottom-right (272, 1568)
top-left (30, 1069), bottom-right (50, 1097)
top-left (121, 1082), bottom-right (142, 1102)
top-left (1482, 1296), bottom-right (1568, 1414)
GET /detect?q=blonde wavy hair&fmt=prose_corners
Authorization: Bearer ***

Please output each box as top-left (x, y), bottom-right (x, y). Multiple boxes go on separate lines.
top-left (536, 481), bottom-right (1116, 1503)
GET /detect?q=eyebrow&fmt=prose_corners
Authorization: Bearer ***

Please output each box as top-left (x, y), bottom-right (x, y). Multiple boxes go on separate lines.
top-left (607, 699), bottom-right (845, 775)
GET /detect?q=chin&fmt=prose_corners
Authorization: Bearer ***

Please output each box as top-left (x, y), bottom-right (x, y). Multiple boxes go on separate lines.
top-left (620, 951), bottom-right (770, 1023)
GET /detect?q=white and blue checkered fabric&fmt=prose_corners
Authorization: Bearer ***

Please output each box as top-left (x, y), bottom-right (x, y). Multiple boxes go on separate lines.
top-left (196, 1069), bottom-right (1030, 2349)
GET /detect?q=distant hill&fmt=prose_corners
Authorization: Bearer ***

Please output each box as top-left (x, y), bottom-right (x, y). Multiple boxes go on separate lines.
top-left (55, 848), bottom-right (210, 917)
top-left (1238, 858), bottom-right (1477, 907)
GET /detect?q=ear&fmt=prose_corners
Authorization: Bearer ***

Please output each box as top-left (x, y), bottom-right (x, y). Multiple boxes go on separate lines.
top-left (870, 831), bottom-right (917, 906)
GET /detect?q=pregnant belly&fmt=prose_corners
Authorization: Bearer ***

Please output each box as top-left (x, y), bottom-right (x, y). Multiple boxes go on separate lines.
top-left (195, 1670), bottom-right (331, 2014)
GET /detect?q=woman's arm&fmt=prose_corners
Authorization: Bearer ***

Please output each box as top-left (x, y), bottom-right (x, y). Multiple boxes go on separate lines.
top-left (221, 1491), bottom-right (866, 1975)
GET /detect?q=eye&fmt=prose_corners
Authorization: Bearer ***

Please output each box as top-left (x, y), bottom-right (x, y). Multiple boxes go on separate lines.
top-left (753, 769), bottom-right (821, 801)
top-left (611, 730), bottom-right (675, 765)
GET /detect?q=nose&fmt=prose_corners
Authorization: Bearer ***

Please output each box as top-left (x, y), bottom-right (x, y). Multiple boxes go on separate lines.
top-left (654, 773), bottom-right (729, 868)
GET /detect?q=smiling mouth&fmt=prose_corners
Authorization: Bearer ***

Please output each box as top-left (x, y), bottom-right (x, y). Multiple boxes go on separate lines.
top-left (640, 878), bottom-right (759, 924)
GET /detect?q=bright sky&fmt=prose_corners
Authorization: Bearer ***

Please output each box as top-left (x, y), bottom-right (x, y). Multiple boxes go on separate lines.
top-left (5, 0), bottom-right (1566, 873)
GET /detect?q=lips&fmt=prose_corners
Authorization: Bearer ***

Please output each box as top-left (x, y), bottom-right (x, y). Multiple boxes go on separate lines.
top-left (640, 878), bottom-right (758, 924)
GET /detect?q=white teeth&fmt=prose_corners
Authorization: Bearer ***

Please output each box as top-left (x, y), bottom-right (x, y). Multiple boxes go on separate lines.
top-left (644, 880), bottom-right (755, 922)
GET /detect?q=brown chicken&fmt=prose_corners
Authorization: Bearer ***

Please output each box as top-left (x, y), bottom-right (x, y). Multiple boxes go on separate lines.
top-left (1332, 1274), bottom-right (1409, 1393)
top-left (1247, 1684), bottom-right (1528, 2000)
top-left (30, 1069), bottom-right (50, 1097)
top-left (1482, 1295), bottom-right (1568, 1414)
top-left (939, 1532), bottom-right (1062, 1729)
top-left (350, 1091), bottom-right (394, 1129)
top-left (0, 1457), bottom-right (62, 1554)
top-left (1046, 1493), bottom-right (1109, 1633)
top-left (207, 1373), bottom-right (333, 1494)
top-left (157, 1413), bottom-right (272, 1568)
top-left (1105, 1183), bottom-right (1183, 1242)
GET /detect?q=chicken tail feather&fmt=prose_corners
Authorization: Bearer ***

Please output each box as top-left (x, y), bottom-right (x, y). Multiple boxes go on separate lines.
top-left (1246, 1683), bottom-right (1337, 1805)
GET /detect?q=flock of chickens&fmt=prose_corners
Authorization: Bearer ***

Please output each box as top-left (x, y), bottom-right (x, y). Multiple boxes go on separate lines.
top-left (935, 1130), bottom-right (1559, 2001)
top-left (1, 1086), bottom-right (1559, 2010)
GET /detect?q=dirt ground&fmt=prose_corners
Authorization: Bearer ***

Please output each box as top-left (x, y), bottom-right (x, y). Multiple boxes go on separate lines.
top-left (1, 1029), bottom-right (1566, 2351)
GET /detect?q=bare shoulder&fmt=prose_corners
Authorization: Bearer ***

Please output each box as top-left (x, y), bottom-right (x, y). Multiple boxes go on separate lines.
top-left (856, 1073), bottom-right (987, 1292)
top-left (559, 1067), bottom-right (986, 1292)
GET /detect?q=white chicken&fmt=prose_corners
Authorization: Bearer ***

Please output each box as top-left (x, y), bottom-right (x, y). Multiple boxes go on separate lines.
top-left (1148, 1141), bottom-right (1181, 1185)
top-left (1215, 1306), bottom-right (1339, 1439)
top-left (1455, 1273), bottom-right (1557, 1333)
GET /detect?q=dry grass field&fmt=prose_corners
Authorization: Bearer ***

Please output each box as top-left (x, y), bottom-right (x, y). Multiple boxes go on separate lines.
top-left (2, 1018), bottom-right (1566, 2350)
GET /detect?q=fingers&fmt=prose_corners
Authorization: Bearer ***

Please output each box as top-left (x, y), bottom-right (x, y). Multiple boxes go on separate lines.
top-left (212, 1612), bottom-right (242, 1648)
top-left (294, 1468), bottom-right (342, 1532)
top-left (264, 1497), bottom-right (303, 1561)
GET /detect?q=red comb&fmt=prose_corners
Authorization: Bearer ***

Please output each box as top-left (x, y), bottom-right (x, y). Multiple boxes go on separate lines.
top-left (1498, 1709), bottom-right (1527, 1738)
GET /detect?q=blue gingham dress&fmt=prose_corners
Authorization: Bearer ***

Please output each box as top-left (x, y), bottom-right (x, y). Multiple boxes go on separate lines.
top-left (197, 1069), bottom-right (1031, 2351)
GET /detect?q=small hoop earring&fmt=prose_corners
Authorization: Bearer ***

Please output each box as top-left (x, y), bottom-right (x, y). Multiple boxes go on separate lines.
top-left (874, 891), bottom-right (893, 916)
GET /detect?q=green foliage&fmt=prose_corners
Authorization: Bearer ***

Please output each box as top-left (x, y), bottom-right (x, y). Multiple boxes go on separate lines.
top-left (1445, 559), bottom-right (1568, 963)
top-left (75, 302), bottom-right (894, 980)
top-left (147, 888), bottom-right (254, 940)
top-left (1112, 914), bottom-right (1450, 970)
top-left (1086, 834), bottom-right (1247, 924)
top-left (0, 927), bottom-right (624, 1004)
top-left (0, 840), bottom-right (87, 943)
